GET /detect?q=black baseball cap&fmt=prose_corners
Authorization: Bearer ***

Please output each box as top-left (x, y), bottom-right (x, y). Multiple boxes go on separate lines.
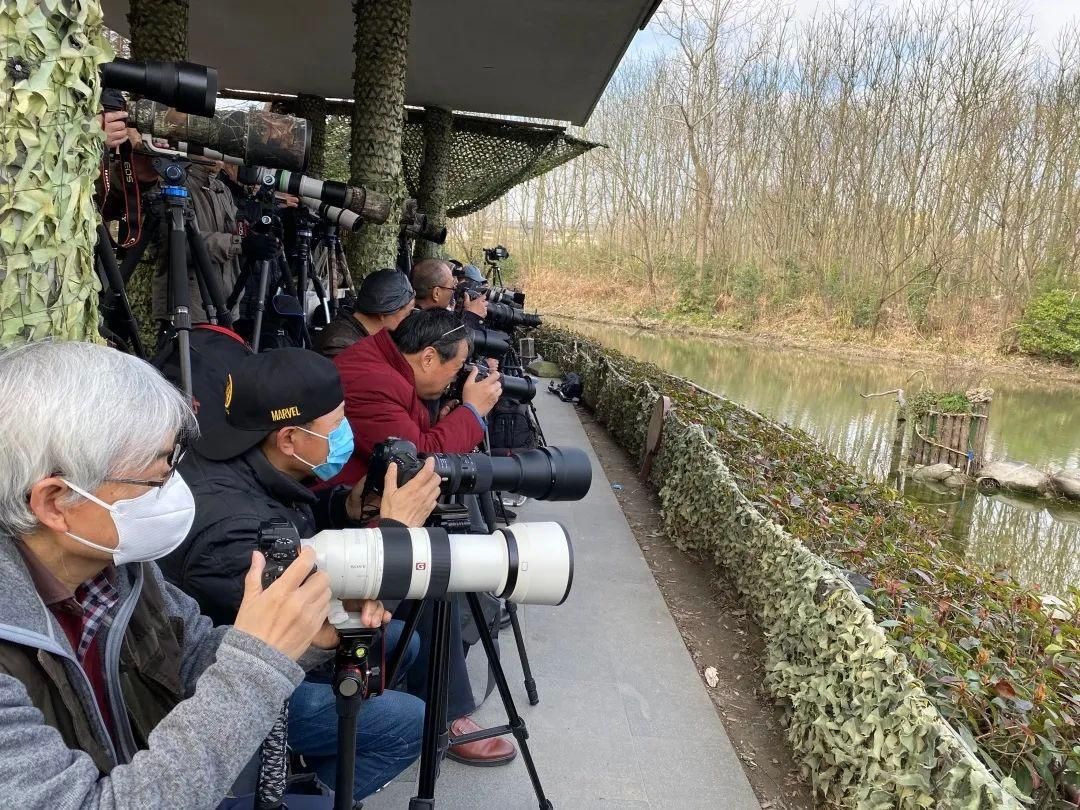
top-left (195, 348), bottom-right (344, 461)
top-left (356, 269), bottom-right (416, 315)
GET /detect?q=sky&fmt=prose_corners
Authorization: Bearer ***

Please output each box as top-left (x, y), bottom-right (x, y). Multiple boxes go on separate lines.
top-left (629, 0), bottom-right (1079, 57)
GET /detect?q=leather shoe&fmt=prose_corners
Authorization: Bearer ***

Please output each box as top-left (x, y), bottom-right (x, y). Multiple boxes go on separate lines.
top-left (446, 716), bottom-right (517, 767)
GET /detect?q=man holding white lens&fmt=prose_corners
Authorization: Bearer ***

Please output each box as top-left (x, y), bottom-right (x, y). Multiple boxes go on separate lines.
top-left (162, 348), bottom-right (440, 802)
top-left (0, 341), bottom-right (337, 809)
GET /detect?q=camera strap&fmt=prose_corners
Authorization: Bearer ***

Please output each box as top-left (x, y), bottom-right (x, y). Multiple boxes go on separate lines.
top-left (99, 141), bottom-right (144, 249)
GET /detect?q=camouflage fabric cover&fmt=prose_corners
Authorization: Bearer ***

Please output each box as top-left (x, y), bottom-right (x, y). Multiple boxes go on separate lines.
top-left (128, 100), bottom-right (310, 172)
top-left (400, 110), bottom-right (601, 218)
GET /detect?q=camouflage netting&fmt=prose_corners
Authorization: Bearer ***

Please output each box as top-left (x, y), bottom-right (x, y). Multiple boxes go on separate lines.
top-left (400, 110), bottom-right (601, 218)
top-left (537, 328), bottom-right (1025, 809)
top-left (1, 0), bottom-right (112, 344)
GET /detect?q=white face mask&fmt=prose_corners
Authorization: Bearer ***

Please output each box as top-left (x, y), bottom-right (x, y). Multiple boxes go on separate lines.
top-left (60, 473), bottom-right (196, 566)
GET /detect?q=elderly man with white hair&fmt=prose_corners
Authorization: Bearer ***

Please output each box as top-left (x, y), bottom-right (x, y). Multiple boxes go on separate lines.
top-left (0, 340), bottom-right (363, 809)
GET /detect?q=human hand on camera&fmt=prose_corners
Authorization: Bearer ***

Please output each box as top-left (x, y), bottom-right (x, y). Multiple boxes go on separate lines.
top-left (485, 358), bottom-right (499, 372)
top-left (310, 599), bottom-right (391, 648)
top-left (438, 399), bottom-right (460, 420)
top-left (233, 548), bottom-right (331, 661)
top-left (98, 110), bottom-right (129, 149)
top-left (274, 191), bottom-right (300, 208)
top-left (462, 367), bottom-right (502, 417)
top-left (379, 458), bottom-right (442, 527)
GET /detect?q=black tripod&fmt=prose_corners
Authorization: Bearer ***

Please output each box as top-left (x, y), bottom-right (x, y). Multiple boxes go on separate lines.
top-left (113, 156), bottom-right (233, 396)
top-left (385, 593), bottom-right (554, 810)
top-left (331, 627), bottom-right (384, 810)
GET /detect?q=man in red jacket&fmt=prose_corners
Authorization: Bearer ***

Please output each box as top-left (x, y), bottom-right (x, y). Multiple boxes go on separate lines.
top-left (328, 308), bottom-right (515, 767)
top-left (327, 308), bottom-right (502, 488)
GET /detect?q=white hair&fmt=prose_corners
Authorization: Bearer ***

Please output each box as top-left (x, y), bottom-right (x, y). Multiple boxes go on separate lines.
top-left (0, 340), bottom-right (197, 537)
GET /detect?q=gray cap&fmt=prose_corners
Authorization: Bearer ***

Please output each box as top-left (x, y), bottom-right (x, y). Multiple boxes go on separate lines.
top-left (356, 269), bottom-right (416, 314)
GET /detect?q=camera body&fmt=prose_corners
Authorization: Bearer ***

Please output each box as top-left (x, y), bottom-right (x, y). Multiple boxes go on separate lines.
top-left (484, 245), bottom-right (509, 263)
top-left (257, 519), bottom-right (302, 588)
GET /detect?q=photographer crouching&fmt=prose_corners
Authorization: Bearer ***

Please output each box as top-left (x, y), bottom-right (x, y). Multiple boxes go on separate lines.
top-left (0, 341), bottom-right (338, 808)
top-left (161, 349), bottom-right (441, 802)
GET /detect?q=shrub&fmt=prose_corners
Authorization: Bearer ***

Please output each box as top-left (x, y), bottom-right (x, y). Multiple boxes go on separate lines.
top-left (1017, 289), bottom-right (1080, 365)
top-left (731, 262), bottom-right (765, 316)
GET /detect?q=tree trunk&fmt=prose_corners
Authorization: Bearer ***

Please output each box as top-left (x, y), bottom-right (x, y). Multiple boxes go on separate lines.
top-left (294, 94), bottom-right (328, 178)
top-left (413, 106), bottom-right (453, 262)
top-left (347, 0), bottom-right (412, 276)
top-left (126, 0), bottom-right (190, 345)
top-left (0, 0), bottom-right (113, 344)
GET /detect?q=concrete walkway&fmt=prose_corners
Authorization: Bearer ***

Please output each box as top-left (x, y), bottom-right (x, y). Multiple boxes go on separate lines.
top-left (365, 390), bottom-right (760, 810)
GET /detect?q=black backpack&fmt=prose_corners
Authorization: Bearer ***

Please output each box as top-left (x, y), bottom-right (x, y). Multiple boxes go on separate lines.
top-left (488, 396), bottom-right (538, 455)
top-left (547, 371), bottom-right (583, 402)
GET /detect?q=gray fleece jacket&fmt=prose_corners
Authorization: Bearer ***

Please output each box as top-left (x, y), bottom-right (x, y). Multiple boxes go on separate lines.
top-left (0, 535), bottom-right (328, 810)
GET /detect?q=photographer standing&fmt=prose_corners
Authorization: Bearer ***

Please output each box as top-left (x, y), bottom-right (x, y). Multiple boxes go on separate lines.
top-left (0, 341), bottom-right (339, 809)
top-left (161, 348), bottom-right (438, 802)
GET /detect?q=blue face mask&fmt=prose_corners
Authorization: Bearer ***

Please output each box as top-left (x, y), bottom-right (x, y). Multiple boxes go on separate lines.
top-left (295, 419), bottom-right (354, 481)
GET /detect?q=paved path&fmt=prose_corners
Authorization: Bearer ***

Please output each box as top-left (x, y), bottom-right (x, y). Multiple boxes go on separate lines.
top-left (364, 390), bottom-right (760, 810)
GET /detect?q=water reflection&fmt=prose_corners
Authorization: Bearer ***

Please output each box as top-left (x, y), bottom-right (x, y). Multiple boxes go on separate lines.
top-left (558, 320), bottom-right (1080, 594)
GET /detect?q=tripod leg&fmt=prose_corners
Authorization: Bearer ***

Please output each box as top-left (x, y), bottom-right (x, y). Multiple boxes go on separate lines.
top-left (411, 599), bottom-right (453, 810)
top-left (95, 224), bottom-right (146, 358)
top-left (166, 204), bottom-right (194, 399)
top-left (505, 602), bottom-right (540, 705)
top-left (186, 219), bottom-right (233, 326)
top-left (386, 600), bottom-right (424, 687)
top-left (251, 259), bottom-right (272, 353)
top-left (465, 593), bottom-right (553, 810)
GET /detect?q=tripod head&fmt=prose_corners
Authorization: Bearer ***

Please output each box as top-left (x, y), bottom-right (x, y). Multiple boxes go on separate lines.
top-left (334, 628), bottom-right (385, 700)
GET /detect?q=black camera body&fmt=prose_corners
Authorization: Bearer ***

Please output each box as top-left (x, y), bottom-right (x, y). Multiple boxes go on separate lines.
top-left (257, 519), bottom-right (302, 588)
top-left (484, 245), bottom-right (509, 263)
top-left (366, 438), bottom-right (592, 501)
top-left (449, 361), bottom-right (536, 404)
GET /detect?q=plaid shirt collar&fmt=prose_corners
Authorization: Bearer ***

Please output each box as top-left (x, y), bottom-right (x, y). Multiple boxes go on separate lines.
top-left (73, 571), bottom-right (120, 663)
top-left (13, 539), bottom-right (120, 662)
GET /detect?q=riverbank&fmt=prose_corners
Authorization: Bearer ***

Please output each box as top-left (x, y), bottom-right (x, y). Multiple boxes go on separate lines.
top-left (538, 326), bottom-right (1079, 807)
top-left (542, 309), bottom-right (1080, 389)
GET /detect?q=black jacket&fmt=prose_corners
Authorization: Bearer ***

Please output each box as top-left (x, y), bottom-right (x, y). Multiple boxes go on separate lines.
top-left (161, 447), bottom-right (376, 626)
top-left (314, 308), bottom-right (369, 359)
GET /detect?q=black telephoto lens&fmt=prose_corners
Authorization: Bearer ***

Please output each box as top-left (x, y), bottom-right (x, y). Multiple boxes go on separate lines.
top-left (100, 58), bottom-right (217, 117)
top-left (500, 374), bottom-right (536, 403)
top-left (486, 301), bottom-right (542, 330)
top-left (468, 327), bottom-right (511, 359)
top-left (430, 446), bottom-right (591, 501)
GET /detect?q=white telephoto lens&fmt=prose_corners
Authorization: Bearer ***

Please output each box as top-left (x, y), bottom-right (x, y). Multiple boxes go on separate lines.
top-left (305, 522), bottom-right (573, 605)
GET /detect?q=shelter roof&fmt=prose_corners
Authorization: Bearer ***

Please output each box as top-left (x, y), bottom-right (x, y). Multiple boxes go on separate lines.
top-left (101, 0), bottom-right (660, 125)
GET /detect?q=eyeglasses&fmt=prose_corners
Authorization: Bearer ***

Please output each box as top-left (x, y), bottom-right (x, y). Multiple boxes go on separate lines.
top-left (104, 438), bottom-right (188, 489)
top-left (437, 324), bottom-right (466, 342)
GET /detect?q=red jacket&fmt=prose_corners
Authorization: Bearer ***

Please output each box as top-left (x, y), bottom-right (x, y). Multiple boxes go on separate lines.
top-left (325, 328), bottom-right (485, 487)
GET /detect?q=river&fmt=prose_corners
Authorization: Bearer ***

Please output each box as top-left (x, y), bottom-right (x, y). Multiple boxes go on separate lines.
top-left (554, 320), bottom-right (1080, 596)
